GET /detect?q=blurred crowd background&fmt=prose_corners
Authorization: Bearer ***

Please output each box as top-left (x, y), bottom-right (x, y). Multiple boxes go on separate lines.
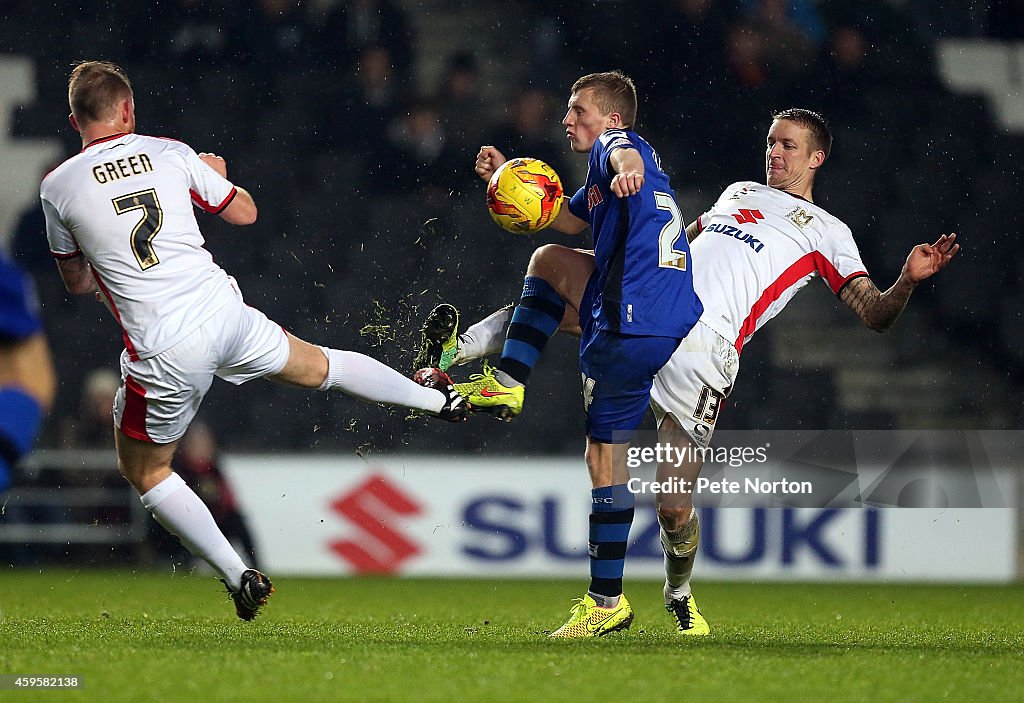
top-left (2, 0), bottom-right (1022, 459)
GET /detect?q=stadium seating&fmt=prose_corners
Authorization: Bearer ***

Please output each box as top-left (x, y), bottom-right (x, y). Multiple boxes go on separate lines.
top-left (3, 0), bottom-right (1019, 454)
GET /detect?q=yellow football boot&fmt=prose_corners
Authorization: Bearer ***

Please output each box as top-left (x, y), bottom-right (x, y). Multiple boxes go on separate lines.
top-left (665, 594), bottom-right (710, 636)
top-left (549, 593), bottom-right (634, 638)
top-left (453, 363), bottom-right (524, 419)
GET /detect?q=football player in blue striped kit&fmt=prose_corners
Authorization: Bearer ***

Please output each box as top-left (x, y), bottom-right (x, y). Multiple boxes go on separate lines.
top-left (453, 71), bottom-right (703, 637)
top-left (0, 253), bottom-right (56, 493)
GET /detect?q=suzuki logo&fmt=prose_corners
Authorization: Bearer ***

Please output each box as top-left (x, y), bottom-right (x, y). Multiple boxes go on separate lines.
top-left (732, 209), bottom-right (764, 225)
top-left (328, 475), bottom-right (422, 573)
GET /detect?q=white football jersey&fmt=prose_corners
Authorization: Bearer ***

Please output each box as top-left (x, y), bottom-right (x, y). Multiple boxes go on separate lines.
top-left (41, 133), bottom-right (239, 360)
top-left (692, 181), bottom-right (867, 352)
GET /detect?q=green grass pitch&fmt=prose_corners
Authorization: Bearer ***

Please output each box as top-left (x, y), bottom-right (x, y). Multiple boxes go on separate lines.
top-left (1, 570), bottom-right (1021, 702)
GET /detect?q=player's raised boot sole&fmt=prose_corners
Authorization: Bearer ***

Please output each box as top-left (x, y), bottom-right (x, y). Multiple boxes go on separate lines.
top-left (413, 304), bottom-right (460, 372)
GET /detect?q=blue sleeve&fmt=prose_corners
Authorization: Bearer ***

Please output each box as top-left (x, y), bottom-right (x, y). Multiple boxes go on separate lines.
top-left (568, 186), bottom-right (588, 221)
top-left (597, 130), bottom-right (635, 181)
top-left (0, 255), bottom-right (43, 340)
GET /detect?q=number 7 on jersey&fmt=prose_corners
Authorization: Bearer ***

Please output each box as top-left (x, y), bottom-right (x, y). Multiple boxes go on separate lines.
top-left (112, 188), bottom-right (164, 270)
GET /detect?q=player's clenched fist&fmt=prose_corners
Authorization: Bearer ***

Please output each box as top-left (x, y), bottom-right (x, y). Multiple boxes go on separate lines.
top-left (199, 152), bottom-right (227, 178)
top-left (611, 171), bottom-right (644, 197)
top-left (475, 145), bottom-right (507, 181)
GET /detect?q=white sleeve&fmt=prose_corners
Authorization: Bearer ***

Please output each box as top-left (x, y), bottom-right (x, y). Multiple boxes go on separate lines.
top-left (696, 193), bottom-right (724, 232)
top-left (816, 222), bottom-right (868, 294)
top-left (182, 146), bottom-right (238, 214)
top-left (41, 197), bottom-right (80, 259)
top-left (696, 209), bottom-right (712, 232)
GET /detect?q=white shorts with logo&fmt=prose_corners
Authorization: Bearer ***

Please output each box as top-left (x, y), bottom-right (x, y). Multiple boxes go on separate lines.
top-left (113, 291), bottom-right (290, 444)
top-left (650, 321), bottom-right (740, 447)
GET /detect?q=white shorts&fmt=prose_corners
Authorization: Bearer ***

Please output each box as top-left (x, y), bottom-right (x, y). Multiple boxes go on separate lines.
top-left (650, 321), bottom-right (740, 447)
top-left (113, 292), bottom-right (290, 444)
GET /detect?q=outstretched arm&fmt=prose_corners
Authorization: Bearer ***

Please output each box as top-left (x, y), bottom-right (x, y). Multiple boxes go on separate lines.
top-left (608, 147), bottom-right (644, 197)
top-left (477, 145), bottom-right (587, 234)
top-left (199, 153), bottom-right (257, 225)
top-left (839, 233), bottom-right (959, 332)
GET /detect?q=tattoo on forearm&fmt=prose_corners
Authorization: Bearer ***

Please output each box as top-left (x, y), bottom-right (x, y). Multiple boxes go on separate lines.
top-left (58, 258), bottom-right (96, 294)
top-left (840, 277), bottom-right (913, 331)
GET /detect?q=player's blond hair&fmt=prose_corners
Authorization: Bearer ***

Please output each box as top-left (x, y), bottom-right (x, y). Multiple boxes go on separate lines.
top-left (773, 108), bottom-right (833, 161)
top-left (571, 71), bottom-right (638, 129)
top-left (68, 61), bottom-right (133, 126)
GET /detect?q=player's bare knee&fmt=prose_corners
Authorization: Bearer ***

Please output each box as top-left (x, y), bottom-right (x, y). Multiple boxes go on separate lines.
top-left (656, 503), bottom-right (692, 531)
top-left (526, 244), bottom-right (570, 285)
top-left (273, 336), bottom-right (328, 388)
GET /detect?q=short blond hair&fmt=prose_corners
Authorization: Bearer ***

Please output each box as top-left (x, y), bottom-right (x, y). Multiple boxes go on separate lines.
top-left (571, 71), bottom-right (637, 129)
top-left (68, 61), bottom-right (133, 126)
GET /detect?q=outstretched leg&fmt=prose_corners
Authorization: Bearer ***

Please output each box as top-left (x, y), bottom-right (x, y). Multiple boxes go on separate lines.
top-left (271, 333), bottom-right (467, 421)
top-left (451, 245), bottom-right (594, 418)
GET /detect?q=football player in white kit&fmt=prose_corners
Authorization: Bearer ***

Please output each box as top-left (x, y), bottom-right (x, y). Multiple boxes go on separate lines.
top-left (40, 61), bottom-right (468, 620)
top-left (415, 108), bottom-right (958, 635)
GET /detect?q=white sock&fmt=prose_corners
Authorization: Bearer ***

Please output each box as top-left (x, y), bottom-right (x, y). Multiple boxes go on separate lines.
top-left (587, 591), bottom-right (621, 609)
top-left (493, 368), bottom-right (523, 388)
top-left (457, 305), bottom-right (514, 364)
top-left (140, 473), bottom-right (248, 590)
top-left (664, 579), bottom-right (692, 602)
top-left (318, 348), bottom-right (444, 413)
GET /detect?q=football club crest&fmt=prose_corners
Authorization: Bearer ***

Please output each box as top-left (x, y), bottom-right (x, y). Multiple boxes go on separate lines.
top-left (787, 207), bottom-right (814, 229)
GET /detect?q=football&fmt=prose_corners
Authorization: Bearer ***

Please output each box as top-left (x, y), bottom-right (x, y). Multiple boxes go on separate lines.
top-left (412, 367), bottom-right (452, 390)
top-left (486, 157), bottom-right (564, 234)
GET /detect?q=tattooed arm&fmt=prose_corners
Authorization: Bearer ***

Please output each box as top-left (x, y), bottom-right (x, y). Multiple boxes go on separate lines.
top-left (839, 233), bottom-right (959, 332)
top-left (685, 220), bottom-right (701, 243)
top-left (56, 254), bottom-right (97, 295)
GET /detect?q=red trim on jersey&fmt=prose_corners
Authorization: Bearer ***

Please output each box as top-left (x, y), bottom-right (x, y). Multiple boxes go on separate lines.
top-left (120, 374), bottom-right (152, 442)
top-left (50, 249), bottom-right (83, 260)
top-left (817, 257), bottom-right (867, 294)
top-left (212, 187), bottom-right (237, 214)
top-left (81, 133), bottom-right (128, 152)
top-left (190, 186), bottom-right (237, 214)
top-left (92, 270), bottom-right (140, 361)
top-left (733, 252), bottom-right (867, 354)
